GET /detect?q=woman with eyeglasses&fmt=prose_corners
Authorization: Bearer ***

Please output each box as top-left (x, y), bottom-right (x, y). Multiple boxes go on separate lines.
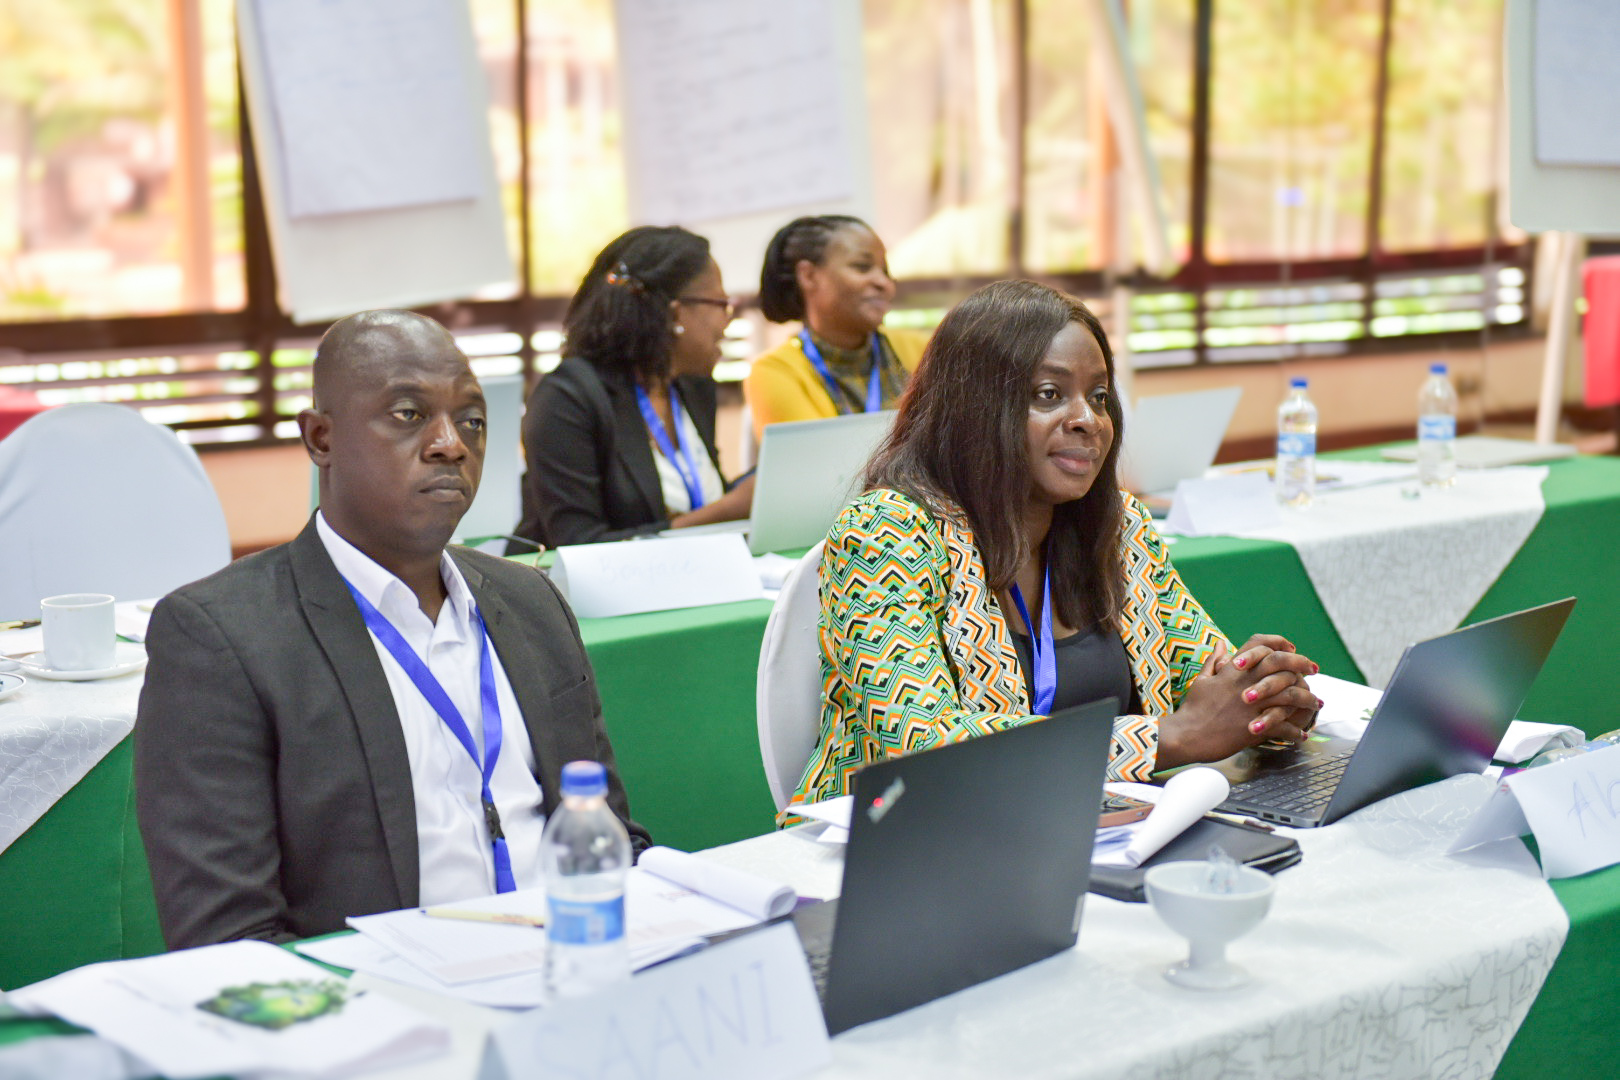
top-left (785, 280), bottom-right (1319, 814)
top-left (510, 226), bottom-right (754, 550)
top-left (744, 215), bottom-right (928, 441)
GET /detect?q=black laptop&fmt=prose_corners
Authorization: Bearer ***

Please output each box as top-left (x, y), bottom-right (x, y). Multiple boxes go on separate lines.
top-left (792, 697), bottom-right (1116, 1035)
top-left (1215, 598), bottom-right (1575, 828)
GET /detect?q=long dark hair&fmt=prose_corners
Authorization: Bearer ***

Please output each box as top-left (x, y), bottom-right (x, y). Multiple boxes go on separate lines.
top-left (758, 214), bottom-right (871, 323)
top-left (864, 280), bottom-right (1127, 632)
top-left (564, 226), bottom-right (711, 386)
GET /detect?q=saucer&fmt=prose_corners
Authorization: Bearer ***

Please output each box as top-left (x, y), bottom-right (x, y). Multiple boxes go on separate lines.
top-left (13, 642), bottom-right (148, 681)
top-left (0, 672), bottom-right (24, 701)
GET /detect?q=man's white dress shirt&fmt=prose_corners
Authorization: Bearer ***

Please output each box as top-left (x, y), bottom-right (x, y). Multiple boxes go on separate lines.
top-left (317, 513), bottom-right (546, 905)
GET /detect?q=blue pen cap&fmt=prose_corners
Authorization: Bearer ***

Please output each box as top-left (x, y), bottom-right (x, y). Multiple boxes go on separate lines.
top-left (560, 760), bottom-right (607, 797)
top-left (1289, 377), bottom-right (1308, 389)
top-left (1430, 362), bottom-right (1448, 375)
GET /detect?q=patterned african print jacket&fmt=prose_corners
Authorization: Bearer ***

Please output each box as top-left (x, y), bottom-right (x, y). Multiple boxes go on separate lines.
top-left (784, 487), bottom-right (1232, 818)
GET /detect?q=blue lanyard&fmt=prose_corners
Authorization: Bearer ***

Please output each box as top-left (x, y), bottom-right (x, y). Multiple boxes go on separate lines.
top-left (1009, 564), bottom-right (1056, 716)
top-left (343, 579), bottom-right (516, 894)
top-left (634, 383), bottom-right (706, 511)
top-left (799, 330), bottom-right (884, 414)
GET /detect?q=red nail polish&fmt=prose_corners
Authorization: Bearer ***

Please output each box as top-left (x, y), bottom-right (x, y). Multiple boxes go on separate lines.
top-left (1316, 698), bottom-right (1325, 709)
top-left (1249, 720), bottom-right (1265, 734)
top-left (1234, 657), bottom-right (1247, 669)
top-left (1244, 689), bottom-right (1257, 702)
top-left (1311, 663), bottom-right (1320, 674)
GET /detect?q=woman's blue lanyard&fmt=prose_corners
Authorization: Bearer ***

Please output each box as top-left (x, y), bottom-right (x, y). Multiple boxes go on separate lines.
top-left (799, 329), bottom-right (884, 414)
top-left (634, 383), bottom-right (706, 511)
top-left (342, 579), bottom-right (516, 894)
top-left (1009, 564), bottom-right (1057, 716)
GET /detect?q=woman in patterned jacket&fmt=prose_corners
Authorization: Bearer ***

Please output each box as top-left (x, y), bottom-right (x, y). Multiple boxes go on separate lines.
top-left (788, 280), bottom-right (1322, 812)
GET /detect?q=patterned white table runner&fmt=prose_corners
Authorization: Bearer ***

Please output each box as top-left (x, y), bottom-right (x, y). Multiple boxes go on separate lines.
top-left (1198, 467), bottom-right (1548, 687)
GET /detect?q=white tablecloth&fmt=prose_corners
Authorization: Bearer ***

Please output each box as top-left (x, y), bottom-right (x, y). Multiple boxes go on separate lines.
top-left (698, 774), bottom-right (1568, 1080)
top-left (0, 616), bottom-right (146, 855)
top-left (1177, 467), bottom-right (1548, 687)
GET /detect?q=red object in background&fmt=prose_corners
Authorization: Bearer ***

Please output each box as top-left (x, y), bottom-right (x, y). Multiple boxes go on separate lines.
top-left (1582, 255), bottom-right (1620, 408)
top-left (0, 386), bottom-right (50, 441)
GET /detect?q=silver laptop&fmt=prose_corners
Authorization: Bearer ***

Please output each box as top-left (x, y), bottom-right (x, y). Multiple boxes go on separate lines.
top-left (673, 411), bottom-right (895, 553)
top-left (1119, 387), bottom-right (1243, 497)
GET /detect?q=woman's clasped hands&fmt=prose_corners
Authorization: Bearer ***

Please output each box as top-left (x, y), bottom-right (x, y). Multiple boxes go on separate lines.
top-left (1158, 634), bottom-right (1323, 770)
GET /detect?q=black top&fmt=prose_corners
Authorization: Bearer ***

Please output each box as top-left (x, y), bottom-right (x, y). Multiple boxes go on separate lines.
top-left (510, 356), bottom-right (725, 551)
top-left (1010, 626), bottom-right (1137, 716)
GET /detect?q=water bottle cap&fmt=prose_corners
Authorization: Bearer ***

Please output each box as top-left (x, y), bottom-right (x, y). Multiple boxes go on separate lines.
top-left (1430, 363), bottom-right (1447, 375)
top-left (560, 760), bottom-right (608, 797)
top-left (1289, 377), bottom-right (1308, 389)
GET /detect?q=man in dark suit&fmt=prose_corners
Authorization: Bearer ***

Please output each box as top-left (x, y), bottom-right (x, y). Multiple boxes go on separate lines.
top-left (136, 310), bottom-right (649, 950)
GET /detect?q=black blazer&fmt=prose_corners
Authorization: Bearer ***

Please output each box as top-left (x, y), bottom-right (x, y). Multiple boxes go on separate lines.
top-left (134, 517), bottom-right (651, 949)
top-left (512, 356), bottom-right (724, 550)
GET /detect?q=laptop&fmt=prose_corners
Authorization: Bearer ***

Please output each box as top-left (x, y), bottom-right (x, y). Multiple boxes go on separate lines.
top-left (1119, 387), bottom-right (1243, 509)
top-left (1215, 597), bottom-right (1576, 828)
top-left (794, 697), bottom-right (1116, 1035)
top-left (669, 411), bottom-right (896, 554)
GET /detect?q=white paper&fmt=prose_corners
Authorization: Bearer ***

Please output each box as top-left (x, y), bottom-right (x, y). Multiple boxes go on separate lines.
top-left (7, 940), bottom-right (448, 1080)
top-left (639, 846), bottom-right (796, 921)
top-left (1497, 720), bottom-right (1586, 764)
top-left (613, 0), bottom-right (854, 224)
top-left (794, 795), bottom-right (854, 830)
top-left (753, 552), bottom-right (799, 592)
top-left (1093, 767), bottom-right (1231, 869)
top-left (1307, 672), bottom-right (1385, 741)
top-left (1453, 745), bottom-right (1620, 879)
top-left (295, 935), bottom-right (550, 1011)
top-left (1163, 473), bottom-right (1283, 537)
top-left (250, 0), bottom-right (483, 218)
top-left (1533, 0), bottom-right (1620, 166)
top-left (552, 534), bottom-right (763, 618)
top-left (482, 924), bottom-right (830, 1080)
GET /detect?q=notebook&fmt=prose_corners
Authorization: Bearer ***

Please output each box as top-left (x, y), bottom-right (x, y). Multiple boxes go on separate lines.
top-left (1215, 598), bottom-right (1576, 828)
top-left (794, 697), bottom-right (1117, 1035)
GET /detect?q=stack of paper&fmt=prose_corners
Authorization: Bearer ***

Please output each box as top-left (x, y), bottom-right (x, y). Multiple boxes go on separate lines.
top-left (7, 940), bottom-right (449, 1079)
top-left (300, 847), bottom-right (797, 1009)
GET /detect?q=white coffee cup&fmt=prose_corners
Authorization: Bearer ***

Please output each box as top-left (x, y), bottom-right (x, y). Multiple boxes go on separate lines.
top-left (41, 593), bottom-right (117, 672)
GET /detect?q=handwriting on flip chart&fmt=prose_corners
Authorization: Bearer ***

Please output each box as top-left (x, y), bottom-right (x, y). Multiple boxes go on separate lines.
top-left (1451, 744), bottom-right (1620, 879)
top-left (612, 0), bottom-right (855, 224)
top-left (481, 924), bottom-right (828, 1080)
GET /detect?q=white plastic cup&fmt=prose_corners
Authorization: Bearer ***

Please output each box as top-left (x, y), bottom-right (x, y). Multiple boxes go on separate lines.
top-left (40, 593), bottom-right (117, 672)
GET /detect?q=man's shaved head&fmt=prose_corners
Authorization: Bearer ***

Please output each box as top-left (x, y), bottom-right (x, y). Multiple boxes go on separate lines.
top-left (298, 309), bottom-right (487, 576)
top-left (312, 310), bottom-right (462, 413)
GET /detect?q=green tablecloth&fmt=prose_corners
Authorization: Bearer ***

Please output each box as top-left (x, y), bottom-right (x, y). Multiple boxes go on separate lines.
top-left (3, 452), bottom-right (1618, 1074)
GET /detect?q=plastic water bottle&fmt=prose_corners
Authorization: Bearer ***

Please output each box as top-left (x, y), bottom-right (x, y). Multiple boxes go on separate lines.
top-left (1275, 377), bottom-right (1317, 507)
top-left (1417, 362), bottom-right (1458, 487)
top-left (543, 761), bottom-right (631, 1000)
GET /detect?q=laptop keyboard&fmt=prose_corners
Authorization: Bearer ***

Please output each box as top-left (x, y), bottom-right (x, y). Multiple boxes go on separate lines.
top-left (1227, 750), bottom-right (1353, 815)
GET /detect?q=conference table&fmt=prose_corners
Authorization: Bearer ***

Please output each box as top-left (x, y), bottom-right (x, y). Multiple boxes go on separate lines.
top-left (1, 450), bottom-right (1619, 1077)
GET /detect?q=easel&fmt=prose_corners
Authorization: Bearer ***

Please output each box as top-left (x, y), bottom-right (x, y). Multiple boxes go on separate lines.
top-left (1534, 231), bottom-right (1586, 444)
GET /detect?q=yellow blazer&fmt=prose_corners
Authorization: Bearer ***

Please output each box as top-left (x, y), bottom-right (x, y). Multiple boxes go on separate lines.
top-left (743, 327), bottom-right (929, 440)
top-left (786, 488), bottom-right (1233, 817)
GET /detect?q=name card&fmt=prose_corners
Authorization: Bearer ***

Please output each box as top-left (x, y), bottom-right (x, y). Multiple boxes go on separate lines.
top-left (479, 924), bottom-right (830, 1080)
top-left (1163, 473), bottom-right (1282, 537)
top-left (552, 534), bottom-right (763, 618)
top-left (1450, 744), bottom-right (1620, 878)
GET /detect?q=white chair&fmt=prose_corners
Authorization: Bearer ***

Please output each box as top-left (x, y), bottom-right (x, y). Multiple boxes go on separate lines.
top-left (755, 540), bottom-right (826, 811)
top-left (0, 404), bottom-right (231, 617)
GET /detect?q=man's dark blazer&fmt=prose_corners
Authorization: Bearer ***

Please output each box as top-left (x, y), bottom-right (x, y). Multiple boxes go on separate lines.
top-left (511, 356), bottom-right (724, 551)
top-left (135, 517), bottom-right (652, 950)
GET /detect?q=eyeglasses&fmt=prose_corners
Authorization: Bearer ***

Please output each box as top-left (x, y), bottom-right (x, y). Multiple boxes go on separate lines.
top-left (678, 296), bottom-right (736, 319)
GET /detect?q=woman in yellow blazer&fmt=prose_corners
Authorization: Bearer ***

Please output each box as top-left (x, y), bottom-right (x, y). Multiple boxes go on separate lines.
top-left (744, 215), bottom-right (928, 441)
top-left (788, 280), bottom-right (1320, 814)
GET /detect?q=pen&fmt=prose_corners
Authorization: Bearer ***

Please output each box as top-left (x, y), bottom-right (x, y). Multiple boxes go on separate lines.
top-left (0, 620), bottom-right (40, 632)
top-left (1204, 810), bottom-right (1276, 832)
top-left (421, 906), bottom-right (546, 927)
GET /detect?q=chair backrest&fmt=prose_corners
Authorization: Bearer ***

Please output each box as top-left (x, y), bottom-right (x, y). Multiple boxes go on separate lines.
top-left (755, 541), bottom-right (827, 811)
top-left (0, 403), bottom-right (231, 617)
